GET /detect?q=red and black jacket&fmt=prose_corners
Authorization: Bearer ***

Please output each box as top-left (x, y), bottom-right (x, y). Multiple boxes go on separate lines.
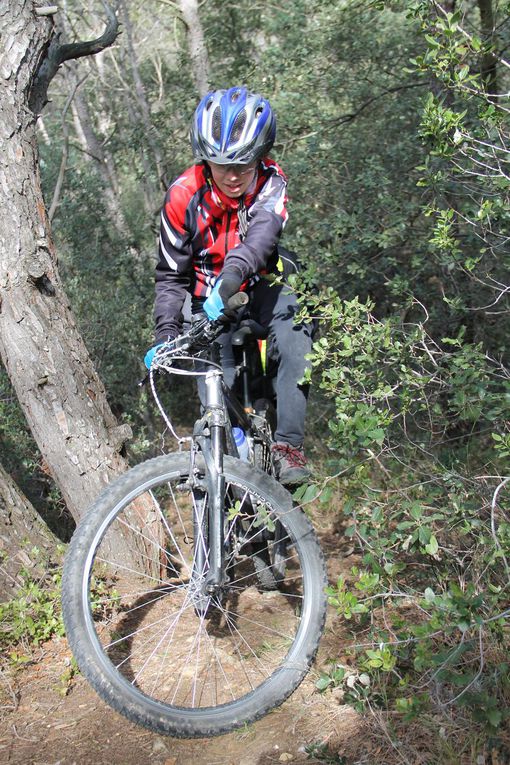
top-left (154, 158), bottom-right (288, 342)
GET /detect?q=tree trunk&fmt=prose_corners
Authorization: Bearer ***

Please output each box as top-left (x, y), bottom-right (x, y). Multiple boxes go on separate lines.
top-left (68, 73), bottom-right (128, 234)
top-left (0, 2), bottom-right (131, 523)
top-left (118, 0), bottom-right (166, 193)
top-left (178, 0), bottom-right (210, 97)
top-left (0, 464), bottom-right (57, 601)
top-left (477, 0), bottom-right (498, 96)
top-left (56, 8), bottom-right (128, 233)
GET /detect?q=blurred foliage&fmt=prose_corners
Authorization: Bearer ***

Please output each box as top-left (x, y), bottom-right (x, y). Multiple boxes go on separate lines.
top-left (1, 0), bottom-right (509, 758)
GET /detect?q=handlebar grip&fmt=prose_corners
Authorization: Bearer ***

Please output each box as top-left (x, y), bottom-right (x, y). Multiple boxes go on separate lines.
top-left (227, 292), bottom-right (249, 310)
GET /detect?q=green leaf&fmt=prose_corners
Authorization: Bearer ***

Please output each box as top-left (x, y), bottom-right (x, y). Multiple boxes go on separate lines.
top-left (372, 506), bottom-right (383, 523)
top-left (409, 503), bottom-right (423, 521)
top-left (300, 484), bottom-right (321, 504)
top-left (366, 428), bottom-right (385, 445)
top-left (487, 709), bottom-right (502, 728)
top-left (418, 526), bottom-right (432, 545)
top-left (425, 534), bottom-right (439, 556)
top-left (319, 486), bottom-right (333, 504)
top-left (457, 64), bottom-right (469, 81)
top-left (425, 34), bottom-right (440, 48)
top-left (332, 666), bottom-right (346, 684)
top-left (292, 484), bottom-right (307, 501)
top-left (424, 587), bottom-right (436, 603)
top-left (315, 675), bottom-right (332, 692)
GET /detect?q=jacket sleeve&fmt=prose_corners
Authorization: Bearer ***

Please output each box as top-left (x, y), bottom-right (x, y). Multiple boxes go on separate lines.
top-left (223, 171), bottom-right (288, 281)
top-left (154, 183), bottom-right (193, 343)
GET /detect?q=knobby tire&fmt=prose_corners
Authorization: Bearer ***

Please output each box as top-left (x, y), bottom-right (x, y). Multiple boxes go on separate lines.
top-left (62, 453), bottom-right (326, 738)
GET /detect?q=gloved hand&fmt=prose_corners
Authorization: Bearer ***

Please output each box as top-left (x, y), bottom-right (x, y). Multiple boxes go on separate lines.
top-left (144, 343), bottom-right (163, 369)
top-left (203, 271), bottom-right (243, 321)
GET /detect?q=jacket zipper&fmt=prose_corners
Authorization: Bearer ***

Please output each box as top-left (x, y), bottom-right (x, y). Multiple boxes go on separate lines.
top-left (225, 209), bottom-right (232, 259)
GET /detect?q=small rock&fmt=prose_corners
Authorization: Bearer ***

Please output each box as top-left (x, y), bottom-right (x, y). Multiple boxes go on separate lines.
top-left (152, 738), bottom-right (168, 755)
top-left (279, 754), bottom-right (294, 762)
top-left (358, 673), bottom-right (371, 687)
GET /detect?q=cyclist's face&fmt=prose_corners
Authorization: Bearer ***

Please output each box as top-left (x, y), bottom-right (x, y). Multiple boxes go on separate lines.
top-left (208, 161), bottom-right (257, 198)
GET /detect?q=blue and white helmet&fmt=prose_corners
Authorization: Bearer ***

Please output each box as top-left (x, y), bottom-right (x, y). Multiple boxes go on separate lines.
top-left (190, 87), bottom-right (276, 165)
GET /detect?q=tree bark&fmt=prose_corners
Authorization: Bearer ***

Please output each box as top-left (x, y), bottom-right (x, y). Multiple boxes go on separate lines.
top-left (0, 1), bottom-right (131, 523)
top-left (477, 0), bottom-right (498, 96)
top-left (178, 0), bottom-right (210, 97)
top-left (0, 463), bottom-right (57, 601)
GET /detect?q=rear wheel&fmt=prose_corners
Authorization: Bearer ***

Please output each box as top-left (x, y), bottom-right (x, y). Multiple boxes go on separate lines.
top-left (250, 399), bottom-right (287, 587)
top-left (62, 453), bottom-right (326, 738)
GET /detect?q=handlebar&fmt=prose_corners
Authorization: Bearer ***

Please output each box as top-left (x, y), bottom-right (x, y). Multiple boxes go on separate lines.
top-left (139, 291), bottom-right (249, 384)
top-left (226, 291), bottom-right (249, 311)
top-left (184, 291), bottom-right (249, 349)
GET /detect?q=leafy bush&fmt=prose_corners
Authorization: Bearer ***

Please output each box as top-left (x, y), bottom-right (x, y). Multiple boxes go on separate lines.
top-left (301, 282), bottom-right (509, 739)
top-left (0, 563), bottom-right (65, 652)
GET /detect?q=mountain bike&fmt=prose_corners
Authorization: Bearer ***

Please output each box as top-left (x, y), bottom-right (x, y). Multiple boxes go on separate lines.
top-left (62, 296), bottom-right (327, 738)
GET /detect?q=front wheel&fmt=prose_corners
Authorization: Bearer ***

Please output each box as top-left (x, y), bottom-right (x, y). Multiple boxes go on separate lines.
top-left (62, 453), bottom-right (327, 738)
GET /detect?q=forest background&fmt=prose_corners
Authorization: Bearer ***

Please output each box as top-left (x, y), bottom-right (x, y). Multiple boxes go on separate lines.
top-left (0, 0), bottom-right (509, 762)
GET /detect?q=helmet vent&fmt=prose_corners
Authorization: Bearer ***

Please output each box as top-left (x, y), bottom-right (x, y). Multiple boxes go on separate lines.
top-left (211, 106), bottom-right (222, 143)
top-left (231, 89), bottom-right (242, 103)
top-left (230, 109), bottom-right (246, 144)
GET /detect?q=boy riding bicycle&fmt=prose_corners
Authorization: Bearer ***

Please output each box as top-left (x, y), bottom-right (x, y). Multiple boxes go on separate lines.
top-left (145, 86), bottom-right (312, 484)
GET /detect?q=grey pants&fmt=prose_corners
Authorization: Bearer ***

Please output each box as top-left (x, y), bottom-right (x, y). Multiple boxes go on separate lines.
top-left (197, 279), bottom-right (313, 447)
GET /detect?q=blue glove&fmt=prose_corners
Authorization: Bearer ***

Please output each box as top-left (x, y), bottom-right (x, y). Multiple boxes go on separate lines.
top-left (203, 281), bottom-right (225, 321)
top-left (144, 343), bottom-right (163, 369)
top-left (203, 272), bottom-right (243, 321)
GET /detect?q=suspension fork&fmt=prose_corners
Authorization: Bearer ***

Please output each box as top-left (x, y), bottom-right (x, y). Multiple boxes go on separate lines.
top-left (199, 369), bottom-right (227, 592)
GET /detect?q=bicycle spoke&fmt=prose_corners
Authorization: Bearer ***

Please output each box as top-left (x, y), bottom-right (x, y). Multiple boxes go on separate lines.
top-left (220, 608), bottom-right (274, 680)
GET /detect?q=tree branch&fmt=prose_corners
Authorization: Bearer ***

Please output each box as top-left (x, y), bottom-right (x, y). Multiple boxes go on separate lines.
top-left (328, 81), bottom-right (428, 126)
top-left (432, 0), bottom-right (510, 70)
top-left (29, 3), bottom-right (120, 114)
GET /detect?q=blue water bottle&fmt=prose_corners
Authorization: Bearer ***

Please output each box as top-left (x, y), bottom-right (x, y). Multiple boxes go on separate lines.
top-left (232, 427), bottom-right (250, 462)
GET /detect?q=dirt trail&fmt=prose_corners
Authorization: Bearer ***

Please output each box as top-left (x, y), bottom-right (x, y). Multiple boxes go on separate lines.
top-left (0, 528), bottom-right (364, 765)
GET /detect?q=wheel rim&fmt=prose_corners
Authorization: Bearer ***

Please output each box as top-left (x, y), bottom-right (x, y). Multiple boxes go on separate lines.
top-left (80, 466), bottom-right (312, 714)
